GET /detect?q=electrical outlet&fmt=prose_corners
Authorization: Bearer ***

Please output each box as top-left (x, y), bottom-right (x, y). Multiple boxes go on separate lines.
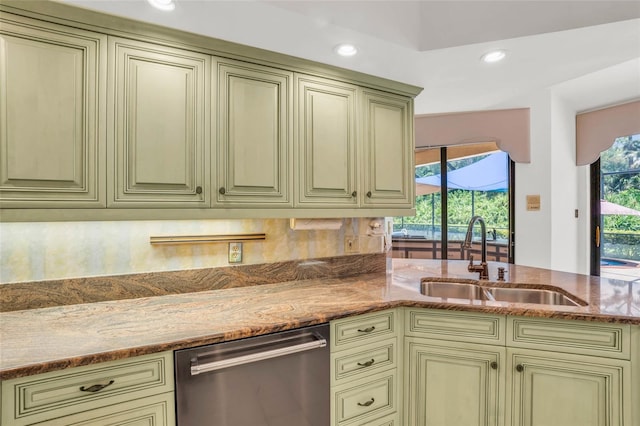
top-left (228, 242), bottom-right (243, 263)
top-left (345, 236), bottom-right (359, 253)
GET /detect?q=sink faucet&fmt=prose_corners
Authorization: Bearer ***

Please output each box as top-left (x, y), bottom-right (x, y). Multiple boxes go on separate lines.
top-left (463, 216), bottom-right (489, 280)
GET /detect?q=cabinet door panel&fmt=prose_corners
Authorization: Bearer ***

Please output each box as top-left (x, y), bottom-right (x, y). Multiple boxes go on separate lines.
top-left (362, 89), bottom-right (414, 207)
top-left (405, 338), bottom-right (504, 426)
top-left (109, 37), bottom-right (209, 207)
top-left (296, 75), bottom-right (358, 207)
top-left (507, 348), bottom-right (630, 426)
top-left (0, 15), bottom-right (105, 207)
top-left (215, 59), bottom-right (292, 206)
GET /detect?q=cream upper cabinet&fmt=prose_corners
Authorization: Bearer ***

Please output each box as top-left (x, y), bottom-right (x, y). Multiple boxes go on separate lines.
top-left (361, 89), bottom-right (414, 208)
top-left (108, 37), bottom-right (209, 208)
top-left (0, 13), bottom-right (106, 208)
top-left (214, 58), bottom-right (292, 207)
top-left (296, 75), bottom-right (358, 207)
top-left (0, 1), bottom-right (422, 221)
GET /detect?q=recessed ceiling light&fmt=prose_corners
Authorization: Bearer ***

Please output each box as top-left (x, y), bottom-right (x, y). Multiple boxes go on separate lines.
top-left (334, 44), bottom-right (358, 57)
top-left (481, 50), bottom-right (506, 63)
top-left (147, 0), bottom-right (175, 11)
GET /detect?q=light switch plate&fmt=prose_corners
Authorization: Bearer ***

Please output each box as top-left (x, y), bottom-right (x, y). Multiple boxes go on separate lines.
top-left (228, 242), bottom-right (243, 263)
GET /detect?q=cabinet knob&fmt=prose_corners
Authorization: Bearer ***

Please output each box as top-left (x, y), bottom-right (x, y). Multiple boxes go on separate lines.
top-left (366, 191), bottom-right (372, 198)
top-left (219, 187), bottom-right (226, 195)
top-left (351, 191), bottom-right (357, 197)
top-left (195, 186), bottom-right (203, 195)
top-left (516, 364), bottom-right (524, 372)
top-left (490, 362), bottom-right (498, 370)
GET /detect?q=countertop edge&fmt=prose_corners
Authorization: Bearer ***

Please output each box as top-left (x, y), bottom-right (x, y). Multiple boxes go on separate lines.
top-left (2, 297), bottom-right (638, 381)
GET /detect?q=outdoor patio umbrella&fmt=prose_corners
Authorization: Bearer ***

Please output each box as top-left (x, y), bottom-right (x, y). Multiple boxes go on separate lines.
top-left (600, 200), bottom-right (640, 216)
top-left (415, 151), bottom-right (508, 192)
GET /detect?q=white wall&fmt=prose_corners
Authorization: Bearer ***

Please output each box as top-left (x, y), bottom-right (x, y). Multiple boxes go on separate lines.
top-left (515, 90), bottom-right (553, 269)
top-left (514, 89), bottom-right (591, 274)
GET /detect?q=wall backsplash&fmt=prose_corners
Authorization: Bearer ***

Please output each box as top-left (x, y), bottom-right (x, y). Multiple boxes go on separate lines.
top-left (0, 218), bottom-right (388, 284)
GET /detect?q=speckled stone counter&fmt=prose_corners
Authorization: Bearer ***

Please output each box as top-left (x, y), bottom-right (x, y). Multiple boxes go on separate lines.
top-left (1, 258), bottom-right (639, 380)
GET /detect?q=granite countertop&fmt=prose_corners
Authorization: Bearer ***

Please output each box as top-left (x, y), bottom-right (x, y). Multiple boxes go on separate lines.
top-left (1, 258), bottom-right (639, 380)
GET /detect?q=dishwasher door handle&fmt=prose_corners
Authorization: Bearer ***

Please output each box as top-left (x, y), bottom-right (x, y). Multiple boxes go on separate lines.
top-left (190, 335), bottom-right (327, 376)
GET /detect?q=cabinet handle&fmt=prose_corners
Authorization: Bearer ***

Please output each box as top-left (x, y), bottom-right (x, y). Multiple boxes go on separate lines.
top-left (366, 191), bottom-right (372, 198)
top-left (79, 380), bottom-right (114, 393)
top-left (516, 364), bottom-right (524, 372)
top-left (357, 398), bottom-right (375, 407)
top-left (490, 362), bottom-right (498, 370)
top-left (357, 326), bottom-right (375, 333)
top-left (219, 187), bottom-right (226, 195)
top-left (195, 186), bottom-right (203, 195)
top-left (351, 191), bottom-right (357, 197)
top-left (357, 359), bottom-right (375, 367)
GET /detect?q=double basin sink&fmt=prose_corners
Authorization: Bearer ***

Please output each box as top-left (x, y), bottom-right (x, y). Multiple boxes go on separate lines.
top-left (421, 280), bottom-right (584, 306)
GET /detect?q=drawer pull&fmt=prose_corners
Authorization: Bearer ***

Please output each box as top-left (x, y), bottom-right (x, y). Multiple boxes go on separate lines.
top-left (357, 398), bottom-right (375, 407)
top-left (516, 364), bottom-right (524, 373)
top-left (79, 380), bottom-right (114, 393)
top-left (357, 326), bottom-right (376, 333)
top-left (357, 359), bottom-right (375, 367)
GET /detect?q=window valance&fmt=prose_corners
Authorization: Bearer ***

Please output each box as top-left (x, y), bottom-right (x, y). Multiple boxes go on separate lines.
top-left (576, 100), bottom-right (640, 166)
top-left (414, 108), bottom-right (530, 163)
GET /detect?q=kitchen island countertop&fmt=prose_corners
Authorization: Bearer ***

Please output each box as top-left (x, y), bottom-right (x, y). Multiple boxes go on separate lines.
top-left (1, 259), bottom-right (639, 380)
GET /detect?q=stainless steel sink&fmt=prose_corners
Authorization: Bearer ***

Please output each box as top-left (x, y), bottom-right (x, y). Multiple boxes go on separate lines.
top-left (487, 287), bottom-right (580, 306)
top-left (420, 281), bottom-right (490, 300)
top-left (420, 280), bottom-right (583, 306)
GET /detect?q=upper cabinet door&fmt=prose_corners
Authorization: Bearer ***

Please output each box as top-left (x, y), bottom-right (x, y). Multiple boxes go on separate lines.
top-left (108, 37), bottom-right (209, 207)
top-left (296, 75), bottom-right (358, 207)
top-left (0, 14), bottom-right (106, 208)
top-left (214, 59), bottom-right (292, 207)
top-left (362, 89), bottom-right (414, 208)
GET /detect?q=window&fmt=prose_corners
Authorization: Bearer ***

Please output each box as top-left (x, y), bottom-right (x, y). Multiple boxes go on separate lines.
top-left (591, 134), bottom-right (640, 281)
top-left (392, 143), bottom-right (514, 263)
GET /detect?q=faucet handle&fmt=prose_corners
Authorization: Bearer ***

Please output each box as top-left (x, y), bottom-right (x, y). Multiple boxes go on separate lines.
top-left (497, 267), bottom-right (506, 281)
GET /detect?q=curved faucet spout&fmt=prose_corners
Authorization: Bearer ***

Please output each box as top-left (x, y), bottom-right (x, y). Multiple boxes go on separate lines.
top-left (464, 215), bottom-right (489, 279)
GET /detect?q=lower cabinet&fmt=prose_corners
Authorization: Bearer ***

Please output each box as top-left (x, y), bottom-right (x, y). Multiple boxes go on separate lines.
top-left (404, 309), bottom-right (634, 426)
top-left (36, 393), bottom-right (174, 426)
top-left (506, 348), bottom-right (630, 426)
top-left (405, 338), bottom-right (504, 426)
top-left (1, 352), bottom-right (175, 426)
top-left (2, 311), bottom-right (637, 426)
top-left (330, 309), bottom-right (402, 425)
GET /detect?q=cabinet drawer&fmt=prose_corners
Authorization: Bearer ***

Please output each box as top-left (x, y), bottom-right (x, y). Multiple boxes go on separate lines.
top-left (405, 309), bottom-right (505, 345)
top-left (1, 352), bottom-right (174, 426)
top-left (331, 309), bottom-right (397, 349)
top-left (333, 371), bottom-right (397, 425)
top-left (507, 316), bottom-right (631, 359)
top-left (351, 412), bottom-right (399, 426)
top-left (37, 392), bottom-right (175, 426)
top-left (332, 337), bottom-right (397, 385)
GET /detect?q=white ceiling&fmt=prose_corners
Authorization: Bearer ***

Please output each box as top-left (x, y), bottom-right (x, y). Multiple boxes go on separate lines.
top-left (63, 0), bottom-right (640, 114)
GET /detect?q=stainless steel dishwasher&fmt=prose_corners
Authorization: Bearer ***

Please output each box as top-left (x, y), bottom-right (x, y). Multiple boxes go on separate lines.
top-left (175, 323), bottom-right (330, 426)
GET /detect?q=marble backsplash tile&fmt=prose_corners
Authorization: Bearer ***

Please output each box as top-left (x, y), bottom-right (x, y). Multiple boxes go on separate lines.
top-left (0, 218), bottom-right (389, 284)
top-left (0, 253), bottom-right (387, 312)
